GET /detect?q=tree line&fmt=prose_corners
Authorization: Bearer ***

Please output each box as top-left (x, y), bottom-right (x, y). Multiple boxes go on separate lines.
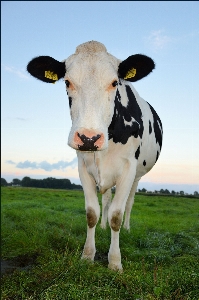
top-left (1, 177), bottom-right (82, 190)
top-left (138, 188), bottom-right (199, 197)
top-left (1, 178), bottom-right (198, 197)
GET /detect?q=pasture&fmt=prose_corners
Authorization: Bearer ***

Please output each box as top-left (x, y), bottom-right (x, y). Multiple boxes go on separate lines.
top-left (1, 187), bottom-right (199, 300)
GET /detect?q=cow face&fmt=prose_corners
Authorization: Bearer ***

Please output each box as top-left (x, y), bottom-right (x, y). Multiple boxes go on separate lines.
top-left (64, 43), bottom-right (121, 151)
top-left (27, 41), bottom-right (155, 152)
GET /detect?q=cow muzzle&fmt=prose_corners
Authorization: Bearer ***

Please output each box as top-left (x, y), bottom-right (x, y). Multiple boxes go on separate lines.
top-left (71, 129), bottom-right (105, 151)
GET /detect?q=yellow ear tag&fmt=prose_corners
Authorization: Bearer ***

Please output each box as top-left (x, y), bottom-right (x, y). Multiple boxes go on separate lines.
top-left (124, 68), bottom-right (136, 80)
top-left (45, 71), bottom-right (58, 83)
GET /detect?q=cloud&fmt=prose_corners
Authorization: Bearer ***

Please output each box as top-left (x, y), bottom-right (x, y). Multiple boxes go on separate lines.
top-left (4, 65), bottom-right (29, 80)
top-left (6, 160), bottom-right (16, 165)
top-left (16, 161), bottom-right (38, 169)
top-left (6, 158), bottom-right (78, 171)
top-left (145, 30), bottom-right (172, 51)
top-left (145, 29), bottom-right (199, 52)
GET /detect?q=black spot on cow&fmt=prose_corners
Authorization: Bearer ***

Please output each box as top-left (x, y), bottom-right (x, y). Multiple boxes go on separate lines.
top-left (69, 97), bottom-right (72, 108)
top-left (135, 146), bottom-right (140, 159)
top-left (108, 85), bottom-right (143, 144)
top-left (149, 120), bottom-right (152, 134)
top-left (143, 160), bottom-right (146, 166)
top-left (147, 103), bottom-right (163, 149)
top-left (155, 151), bottom-right (159, 163)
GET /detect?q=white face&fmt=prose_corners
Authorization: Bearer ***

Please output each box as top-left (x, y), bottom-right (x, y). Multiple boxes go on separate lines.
top-left (64, 52), bottom-right (120, 151)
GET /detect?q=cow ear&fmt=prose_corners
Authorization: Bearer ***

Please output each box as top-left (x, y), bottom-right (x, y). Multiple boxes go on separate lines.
top-left (118, 54), bottom-right (155, 82)
top-left (27, 56), bottom-right (66, 83)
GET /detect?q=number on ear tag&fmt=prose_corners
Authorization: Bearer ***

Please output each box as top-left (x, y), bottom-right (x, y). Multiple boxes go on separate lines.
top-left (124, 68), bottom-right (136, 80)
top-left (45, 71), bottom-right (58, 81)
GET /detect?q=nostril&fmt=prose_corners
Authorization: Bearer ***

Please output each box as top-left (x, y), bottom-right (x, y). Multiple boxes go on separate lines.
top-left (92, 134), bottom-right (101, 142)
top-left (77, 133), bottom-right (86, 143)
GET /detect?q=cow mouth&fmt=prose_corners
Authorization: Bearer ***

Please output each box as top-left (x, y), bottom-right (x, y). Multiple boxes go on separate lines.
top-left (78, 145), bottom-right (99, 151)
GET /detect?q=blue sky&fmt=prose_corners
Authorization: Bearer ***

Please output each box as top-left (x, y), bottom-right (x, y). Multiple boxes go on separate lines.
top-left (1, 1), bottom-right (199, 193)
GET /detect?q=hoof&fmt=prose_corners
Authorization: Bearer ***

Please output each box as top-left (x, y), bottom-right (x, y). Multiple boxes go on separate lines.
top-left (81, 255), bottom-right (94, 265)
top-left (81, 247), bottom-right (96, 261)
top-left (108, 263), bottom-right (123, 272)
top-left (123, 223), bottom-right (130, 231)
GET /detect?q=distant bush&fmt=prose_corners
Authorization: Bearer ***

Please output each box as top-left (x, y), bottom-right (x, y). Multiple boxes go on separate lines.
top-left (20, 176), bottom-right (82, 190)
top-left (137, 188), bottom-right (199, 198)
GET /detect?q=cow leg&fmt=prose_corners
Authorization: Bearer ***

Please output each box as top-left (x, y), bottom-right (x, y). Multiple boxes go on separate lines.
top-left (82, 189), bottom-right (100, 261)
top-left (108, 229), bottom-right (122, 271)
top-left (100, 188), bottom-right (112, 229)
top-left (82, 186), bottom-right (100, 261)
top-left (78, 158), bottom-right (100, 261)
top-left (123, 180), bottom-right (139, 231)
top-left (108, 166), bottom-right (136, 270)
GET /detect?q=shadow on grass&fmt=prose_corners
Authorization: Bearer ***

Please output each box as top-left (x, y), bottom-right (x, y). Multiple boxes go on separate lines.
top-left (1, 253), bottom-right (38, 276)
top-left (94, 251), bottom-right (108, 267)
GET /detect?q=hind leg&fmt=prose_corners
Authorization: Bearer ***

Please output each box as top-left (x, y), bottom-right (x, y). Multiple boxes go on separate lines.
top-left (100, 188), bottom-right (112, 229)
top-left (123, 181), bottom-right (139, 231)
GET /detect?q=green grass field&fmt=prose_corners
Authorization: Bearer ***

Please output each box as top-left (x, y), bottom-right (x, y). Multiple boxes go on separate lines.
top-left (1, 187), bottom-right (199, 300)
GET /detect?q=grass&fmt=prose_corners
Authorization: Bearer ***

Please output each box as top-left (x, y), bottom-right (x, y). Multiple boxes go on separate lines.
top-left (1, 187), bottom-right (199, 300)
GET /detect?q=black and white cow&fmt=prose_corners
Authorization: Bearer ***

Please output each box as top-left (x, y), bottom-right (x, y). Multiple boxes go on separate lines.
top-left (27, 41), bottom-right (163, 270)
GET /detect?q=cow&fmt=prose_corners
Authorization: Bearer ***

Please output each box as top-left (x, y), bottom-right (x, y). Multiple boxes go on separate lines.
top-left (27, 41), bottom-right (163, 271)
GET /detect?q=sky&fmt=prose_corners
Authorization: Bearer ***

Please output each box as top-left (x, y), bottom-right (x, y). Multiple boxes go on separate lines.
top-left (1, 1), bottom-right (199, 194)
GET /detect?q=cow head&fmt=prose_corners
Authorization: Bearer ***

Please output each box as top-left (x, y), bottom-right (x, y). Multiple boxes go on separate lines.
top-left (27, 41), bottom-right (155, 151)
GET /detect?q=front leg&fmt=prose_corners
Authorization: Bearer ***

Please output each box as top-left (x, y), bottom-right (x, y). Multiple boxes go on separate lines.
top-left (83, 225), bottom-right (97, 261)
top-left (108, 161), bottom-right (137, 270)
top-left (78, 155), bottom-right (100, 261)
top-left (108, 230), bottom-right (122, 271)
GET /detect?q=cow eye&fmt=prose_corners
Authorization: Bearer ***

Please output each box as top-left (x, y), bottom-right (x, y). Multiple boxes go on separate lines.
top-left (65, 80), bottom-right (70, 88)
top-left (112, 80), bottom-right (118, 87)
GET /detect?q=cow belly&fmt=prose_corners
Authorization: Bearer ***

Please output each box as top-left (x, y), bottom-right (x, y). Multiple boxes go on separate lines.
top-left (136, 135), bottom-right (161, 180)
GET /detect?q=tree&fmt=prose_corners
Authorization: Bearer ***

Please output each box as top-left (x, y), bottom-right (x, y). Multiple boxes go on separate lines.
top-left (20, 176), bottom-right (82, 189)
top-left (12, 178), bottom-right (21, 186)
top-left (21, 176), bottom-right (31, 187)
top-left (72, 183), bottom-right (83, 190)
top-left (165, 189), bottom-right (170, 194)
top-left (194, 191), bottom-right (199, 196)
top-left (1, 178), bottom-right (8, 186)
top-left (160, 189), bottom-right (165, 194)
top-left (180, 191), bottom-right (184, 195)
